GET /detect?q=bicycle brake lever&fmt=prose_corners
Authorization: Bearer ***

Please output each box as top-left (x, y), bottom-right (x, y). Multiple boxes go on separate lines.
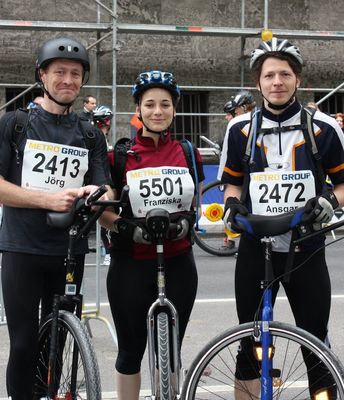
top-left (85, 185), bottom-right (108, 206)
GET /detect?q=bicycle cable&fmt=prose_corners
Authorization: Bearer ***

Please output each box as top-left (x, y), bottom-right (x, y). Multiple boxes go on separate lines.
top-left (253, 232), bottom-right (344, 327)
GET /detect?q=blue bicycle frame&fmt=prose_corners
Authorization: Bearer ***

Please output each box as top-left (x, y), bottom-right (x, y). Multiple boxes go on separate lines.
top-left (235, 208), bottom-right (305, 399)
top-left (259, 237), bottom-right (275, 400)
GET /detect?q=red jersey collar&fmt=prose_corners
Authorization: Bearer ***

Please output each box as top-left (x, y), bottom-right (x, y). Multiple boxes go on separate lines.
top-left (136, 129), bottom-right (171, 148)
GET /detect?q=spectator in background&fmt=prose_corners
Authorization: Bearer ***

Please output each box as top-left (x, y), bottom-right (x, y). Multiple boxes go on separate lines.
top-left (130, 113), bottom-right (143, 138)
top-left (223, 90), bottom-right (256, 122)
top-left (93, 105), bottom-right (114, 266)
top-left (93, 105), bottom-right (113, 148)
top-left (306, 101), bottom-right (320, 110)
top-left (222, 90), bottom-right (256, 249)
top-left (79, 94), bottom-right (97, 123)
top-left (335, 112), bottom-right (344, 132)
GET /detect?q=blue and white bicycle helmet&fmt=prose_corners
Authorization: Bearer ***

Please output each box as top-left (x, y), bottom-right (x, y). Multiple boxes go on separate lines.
top-left (132, 70), bottom-right (181, 105)
top-left (250, 37), bottom-right (303, 70)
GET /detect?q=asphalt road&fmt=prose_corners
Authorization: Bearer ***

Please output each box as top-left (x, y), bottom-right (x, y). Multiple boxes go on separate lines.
top-left (1, 233), bottom-right (344, 398)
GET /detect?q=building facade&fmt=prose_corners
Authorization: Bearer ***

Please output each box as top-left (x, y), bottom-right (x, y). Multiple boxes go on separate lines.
top-left (0, 0), bottom-right (343, 145)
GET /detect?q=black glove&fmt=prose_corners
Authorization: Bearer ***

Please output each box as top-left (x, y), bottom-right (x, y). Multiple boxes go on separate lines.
top-left (223, 197), bottom-right (249, 233)
top-left (114, 218), bottom-right (152, 244)
top-left (302, 191), bottom-right (339, 230)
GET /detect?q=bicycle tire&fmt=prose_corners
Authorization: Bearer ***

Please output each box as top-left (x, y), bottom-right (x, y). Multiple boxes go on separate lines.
top-left (157, 312), bottom-right (173, 400)
top-left (195, 180), bottom-right (238, 257)
top-left (182, 321), bottom-right (344, 399)
top-left (33, 310), bottom-right (102, 400)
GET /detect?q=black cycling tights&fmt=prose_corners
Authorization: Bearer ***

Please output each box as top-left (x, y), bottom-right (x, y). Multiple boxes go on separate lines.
top-left (235, 234), bottom-right (331, 388)
top-left (1, 251), bottom-right (84, 400)
top-left (107, 249), bottom-right (198, 375)
top-left (235, 235), bottom-right (331, 339)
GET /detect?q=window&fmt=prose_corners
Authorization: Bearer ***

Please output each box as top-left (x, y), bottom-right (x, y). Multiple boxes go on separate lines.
top-left (171, 91), bottom-right (208, 146)
top-left (314, 92), bottom-right (344, 116)
top-left (5, 87), bottom-right (43, 112)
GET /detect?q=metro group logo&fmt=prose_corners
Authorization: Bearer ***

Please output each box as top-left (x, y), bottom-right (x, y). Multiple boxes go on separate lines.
top-left (28, 141), bottom-right (60, 153)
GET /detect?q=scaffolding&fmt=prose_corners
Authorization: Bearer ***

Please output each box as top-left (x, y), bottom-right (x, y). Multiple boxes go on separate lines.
top-left (0, 0), bottom-right (344, 144)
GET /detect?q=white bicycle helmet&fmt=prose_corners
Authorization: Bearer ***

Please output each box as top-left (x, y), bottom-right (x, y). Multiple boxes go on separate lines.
top-left (250, 37), bottom-right (303, 70)
top-left (93, 105), bottom-right (113, 129)
top-left (224, 90), bottom-right (255, 114)
top-left (93, 105), bottom-right (113, 120)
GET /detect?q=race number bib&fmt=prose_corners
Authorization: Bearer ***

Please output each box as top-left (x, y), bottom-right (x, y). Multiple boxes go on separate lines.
top-left (126, 166), bottom-right (195, 217)
top-left (250, 170), bottom-right (316, 215)
top-left (22, 139), bottom-right (89, 193)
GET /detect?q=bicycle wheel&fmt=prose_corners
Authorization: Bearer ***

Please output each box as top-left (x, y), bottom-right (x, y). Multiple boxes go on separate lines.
top-left (182, 321), bottom-right (344, 399)
top-left (157, 312), bottom-right (173, 400)
top-left (195, 180), bottom-right (239, 257)
top-left (33, 310), bottom-right (101, 400)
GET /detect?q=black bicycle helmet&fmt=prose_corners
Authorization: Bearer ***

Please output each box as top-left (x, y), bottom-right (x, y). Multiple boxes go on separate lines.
top-left (250, 37), bottom-right (303, 70)
top-left (223, 90), bottom-right (255, 114)
top-left (132, 70), bottom-right (181, 105)
top-left (35, 37), bottom-right (90, 83)
top-left (35, 37), bottom-right (90, 108)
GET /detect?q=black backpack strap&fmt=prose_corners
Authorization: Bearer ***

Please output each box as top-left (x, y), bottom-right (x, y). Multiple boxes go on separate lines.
top-left (240, 107), bottom-right (262, 203)
top-left (301, 107), bottom-right (327, 191)
top-left (180, 139), bottom-right (197, 190)
top-left (112, 137), bottom-right (135, 193)
top-left (180, 139), bottom-right (201, 230)
top-left (78, 118), bottom-right (98, 185)
top-left (79, 118), bottom-right (97, 151)
top-left (10, 108), bottom-right (30, 166)
top-left (11, 108), bottom-right (29, 146)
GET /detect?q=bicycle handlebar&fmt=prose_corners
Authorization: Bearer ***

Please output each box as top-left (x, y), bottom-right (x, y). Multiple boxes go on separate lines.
top-left (234, 206), bottom-right (344, 243)
top-left (46, 185), bottom-right (192, 242)
top-left (234, 208), bottom-right (306, 238)
top-left (46, 185), bottom-right (129, 230)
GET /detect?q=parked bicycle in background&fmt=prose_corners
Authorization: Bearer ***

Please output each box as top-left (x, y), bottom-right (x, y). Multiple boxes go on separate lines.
top-left (195, 135), bottom-right (239, 256)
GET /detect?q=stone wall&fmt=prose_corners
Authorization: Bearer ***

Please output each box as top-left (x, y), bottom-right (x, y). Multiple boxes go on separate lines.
top-left (0, 0), bottom-right (343, 140)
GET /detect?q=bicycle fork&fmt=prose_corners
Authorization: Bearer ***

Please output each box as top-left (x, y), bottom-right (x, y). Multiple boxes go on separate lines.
top-left (146, 244), bottom-right (181, 399)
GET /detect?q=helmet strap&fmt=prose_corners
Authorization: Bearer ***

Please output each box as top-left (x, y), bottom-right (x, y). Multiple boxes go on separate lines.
top-left (138, 112), bottom-right (173, 136)
top-left (259, 84), bottom-right (297, 111)
top-left (40, 84), bottom-right (74, 110)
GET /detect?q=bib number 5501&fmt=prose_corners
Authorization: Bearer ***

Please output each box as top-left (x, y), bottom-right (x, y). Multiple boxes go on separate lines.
top-left (139, 177), bottom-right (183, 198)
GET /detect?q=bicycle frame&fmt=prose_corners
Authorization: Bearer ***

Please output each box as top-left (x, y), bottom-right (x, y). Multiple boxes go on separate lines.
top-left (145, 208), bottom-right (183, 399)
top-left (255, 237), bottom-right (275, 400)
top-left (235, 209), bottom-right (337, 400)
top-left (43, 185), bottom-right (110, 398)
top-left (46, 221), bottom-right (85, 397)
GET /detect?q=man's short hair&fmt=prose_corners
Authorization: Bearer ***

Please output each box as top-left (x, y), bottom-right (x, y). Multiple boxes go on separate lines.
top-left (83, 95), bottom-right (96, 104)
